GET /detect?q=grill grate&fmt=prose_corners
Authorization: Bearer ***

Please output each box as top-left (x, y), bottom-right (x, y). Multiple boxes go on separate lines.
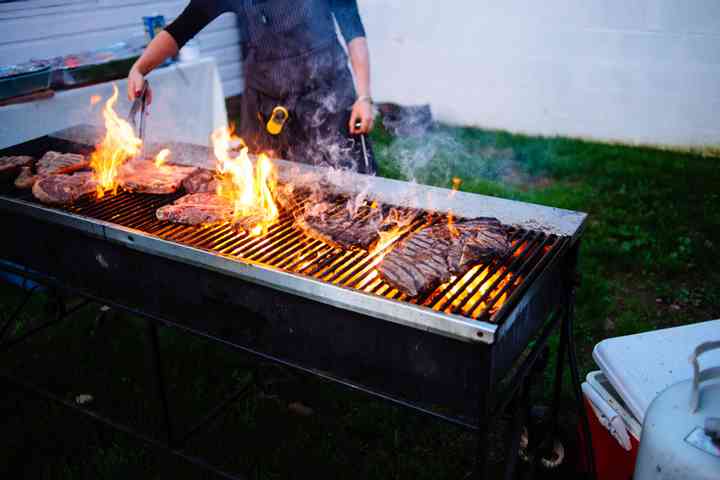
top-left (45, 190), bottom-right (565, 324)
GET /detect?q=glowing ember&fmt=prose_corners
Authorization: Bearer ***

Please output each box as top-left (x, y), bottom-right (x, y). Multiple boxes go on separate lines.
top-left (154, 148), bottom-right (171, 168)
top-left (90, 95), bottom-right (101, 106)
top-left (212, 126), bottom-right (279, 236)
top-left (90, 84), bottom-right (142, 198)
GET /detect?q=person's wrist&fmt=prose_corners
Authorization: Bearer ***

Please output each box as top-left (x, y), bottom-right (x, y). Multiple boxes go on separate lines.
top-left (355, 95), bottom-right (372, 105)
top-left (131, 61), bottom-right (147, 76)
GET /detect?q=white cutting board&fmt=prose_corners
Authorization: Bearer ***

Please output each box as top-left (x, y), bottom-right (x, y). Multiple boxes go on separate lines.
top-left (593, 319), bottom-right (720, 423)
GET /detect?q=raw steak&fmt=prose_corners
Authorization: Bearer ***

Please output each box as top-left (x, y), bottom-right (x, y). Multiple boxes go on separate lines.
top-left (36, 151), bottom-right (89, 176)
top-left (0, 155), bottom-right (34, 178)
top-left (14, 166), bottom-right (38, 189)
top-left (32, 172), bottom-right (97, 205)
top-left (377, 217), bottom-right (510, 297)
top-left (182, 168), bottom-right (218, 194)
top-left (297, 206), bottom-right (388, 251)
top-left (156, 192), bottom-right (233, 225)
top-left (119, 160), bottom-right (198, 194)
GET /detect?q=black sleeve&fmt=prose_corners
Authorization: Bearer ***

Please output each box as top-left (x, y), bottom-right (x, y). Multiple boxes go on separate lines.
top-left (164, 0), bottom-right (231, 49)
top-left (329, 0), bottom-right (366, 44)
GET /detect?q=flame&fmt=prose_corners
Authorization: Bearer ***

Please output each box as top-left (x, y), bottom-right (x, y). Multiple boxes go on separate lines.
top-left (154, 148), bottom-right (171, 168)
top-left (450, 177), bottom-right (462, 196)
top-left (90, 95), bottom-right (101, 106)
top-left (212, 126), bottom-right (278, 236)
top-left (447, 210), bottom-right (460, 237)
top-left (90, 84), bottom-right (142, 198)
top-left (370, 208), bottom-right (416, 255)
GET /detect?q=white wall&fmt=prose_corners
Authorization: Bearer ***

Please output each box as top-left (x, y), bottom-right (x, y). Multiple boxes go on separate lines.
top-left (0, 0), bottom-right (243, 96)
top-left (359, 0), bottom-right (720, 147)
top-left (3, 1), bottom-right (718, 148)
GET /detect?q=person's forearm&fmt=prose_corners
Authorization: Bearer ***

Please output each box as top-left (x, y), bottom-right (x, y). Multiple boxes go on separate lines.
top-left (131, 31), bottom-right (179, 75)
top-left (347, 37), bottom-right (370, 99)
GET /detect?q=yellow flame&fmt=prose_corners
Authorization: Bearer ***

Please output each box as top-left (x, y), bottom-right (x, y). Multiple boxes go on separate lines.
top-left (447, 210), bottom-right (460, 237)
top-left (90, 84), bottom-right (142, 198)
top-left (212, 126), bottom-right (278, 236)
top-left (370, 208), bottom-right (416, 255)
top-left (154, 148), bottom-right (171, 168)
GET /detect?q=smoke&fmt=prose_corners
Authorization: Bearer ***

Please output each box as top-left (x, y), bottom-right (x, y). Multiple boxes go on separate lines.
top-left (374, 104), bottom-right (526, 196)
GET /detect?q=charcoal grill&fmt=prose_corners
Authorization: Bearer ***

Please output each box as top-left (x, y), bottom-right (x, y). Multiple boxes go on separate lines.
top-left (0, 130), bottom-right (590, 479)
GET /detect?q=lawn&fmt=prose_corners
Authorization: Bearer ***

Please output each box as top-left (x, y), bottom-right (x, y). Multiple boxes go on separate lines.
top-left (1, 120), bottom-right (718, 479)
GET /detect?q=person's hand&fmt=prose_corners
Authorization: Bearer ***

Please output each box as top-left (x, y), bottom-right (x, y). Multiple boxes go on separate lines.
top-left (349, 97), bottom-right (374, 135)
top-left (127, 66), bottom-right (153, 105)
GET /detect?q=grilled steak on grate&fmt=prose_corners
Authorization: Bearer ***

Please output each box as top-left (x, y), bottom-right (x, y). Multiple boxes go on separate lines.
top-left (14, 166), bottom-right (37, 189)
top-left (0, 156), bottom-right (34, 179)
top-left (297, 206), bottom-right (388, 251)
top-left (32, 172), bottom-right (97, 205)
top-left (377, 217), bottom-right (510, 297)
top-left (156, 192), bottom-right (233, 225)
top-left (182, 168), bottom-right (218, 194)
top-left (36, 151), bottom-right (89, 176)
top-left (119, 160), bottom-right (198, 194)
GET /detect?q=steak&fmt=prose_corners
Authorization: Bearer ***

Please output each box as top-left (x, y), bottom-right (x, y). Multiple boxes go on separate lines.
top-left (377, 217), bottom-right (510, 297)
top-left (156, 192), bottom-right (233, 225)
top-left (0, 155), bottom-right (34, 180)
top-left (14, 166), bottom-right (38, 189)
top-left (32, 172), bottom-right (97, 205)
top-left (297, 206), bottom-right (388, 251)
top-left (119, 160), bottom-right (198, 194)
top-left (36, 151), bottom-right (89, 176)
top-left (182, 168), bottom-right (218, 194)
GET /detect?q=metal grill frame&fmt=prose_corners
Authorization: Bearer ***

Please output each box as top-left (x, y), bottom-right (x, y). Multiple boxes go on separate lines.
top-left (0, 132), bottom-right (590, 479)
top-left (0, 133), bottom-right (586, 345)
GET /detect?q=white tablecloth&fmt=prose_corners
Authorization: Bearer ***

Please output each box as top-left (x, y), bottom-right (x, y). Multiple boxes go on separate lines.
top-left (0, 57), bottom-right (227, 149)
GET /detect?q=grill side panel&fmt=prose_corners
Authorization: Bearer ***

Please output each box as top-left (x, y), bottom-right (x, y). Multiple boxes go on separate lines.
top-left (1, 210), bottom-right (486, 420)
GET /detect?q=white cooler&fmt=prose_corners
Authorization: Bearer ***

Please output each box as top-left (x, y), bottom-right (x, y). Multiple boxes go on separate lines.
top-left (582, 319), bottom-right (720, 480)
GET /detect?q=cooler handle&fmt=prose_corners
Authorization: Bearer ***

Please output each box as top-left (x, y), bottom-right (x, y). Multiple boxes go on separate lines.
top-left (690, 340), bottom-right (720, 412)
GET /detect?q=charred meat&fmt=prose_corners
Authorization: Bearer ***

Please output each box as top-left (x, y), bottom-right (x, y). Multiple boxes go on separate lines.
top-left (36, 151), bottom-right (89, 176)
top-left (32, 172), bottom-right (97, 205)
top-left (377, 217), bottom-right (510, 297)
top-left (182, 168), bottom-right (218, 194)
top-left (14, 166), bottom-right (38, 189)
top-left (297, 205), bottom-right (389, 251)
top-left (156, 192), bottom-right (233, 225)
top-left (0, 155), bottom-right (34, 180)
top-left (119, 160), bottom-right (198, 194)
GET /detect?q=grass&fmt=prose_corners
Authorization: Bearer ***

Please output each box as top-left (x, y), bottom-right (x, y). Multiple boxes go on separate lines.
top-left (1, 121), bottom-right (718, 478)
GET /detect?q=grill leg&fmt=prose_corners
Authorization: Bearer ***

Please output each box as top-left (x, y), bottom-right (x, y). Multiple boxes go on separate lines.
top-left (146, 319), bottom-right (176, 447)
top-left (0, 285), bottom-right (39, 343)
top-left (473, 350), bottom-right (494, 480)
top-left (566, 286), bottom-right (597, 479)
top-left (503, 378), bottom-right (529, 480)
top-left (547, 307), bottom-right (569, 451)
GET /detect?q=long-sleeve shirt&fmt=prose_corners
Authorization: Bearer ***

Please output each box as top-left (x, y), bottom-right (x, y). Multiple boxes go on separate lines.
top-left (165, 0), bottom-right (366, 50)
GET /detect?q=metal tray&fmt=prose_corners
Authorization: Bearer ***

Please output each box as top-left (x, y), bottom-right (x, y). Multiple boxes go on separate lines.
top-left (50, 55), bottom-right (139, 89)
top-left (0, 65), bottom-right (52, 101)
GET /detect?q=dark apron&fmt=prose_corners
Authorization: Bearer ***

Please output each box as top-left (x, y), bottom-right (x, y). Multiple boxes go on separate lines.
top-left (237, 0), bottom-right (376, 174)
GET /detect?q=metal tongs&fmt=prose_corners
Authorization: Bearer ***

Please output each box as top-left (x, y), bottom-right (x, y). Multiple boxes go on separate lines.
top-left (128, 81), bottom-right (149, 158)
